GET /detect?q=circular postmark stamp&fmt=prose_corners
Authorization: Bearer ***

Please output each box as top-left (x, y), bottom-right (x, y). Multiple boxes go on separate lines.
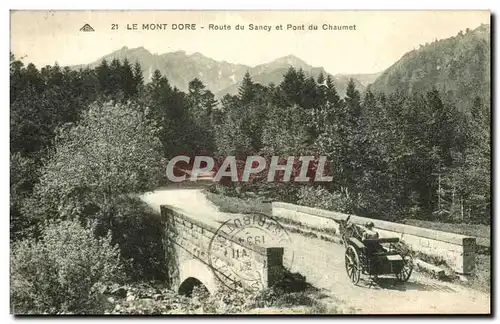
top-left (208, 214), bottom-right (295, 293)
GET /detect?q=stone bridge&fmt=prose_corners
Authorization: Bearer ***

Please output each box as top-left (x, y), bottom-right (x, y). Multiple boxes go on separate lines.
top-left (160, 205), bottom-right (285, 296)
top-left (141, 189), bottom-right (489, 314)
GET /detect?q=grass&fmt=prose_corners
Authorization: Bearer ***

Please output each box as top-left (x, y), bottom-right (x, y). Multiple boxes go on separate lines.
top-left (463, 254), bottom-right (491, 293)
top-left (105, 280), bottom-right (348, 314)
top-left (204, 190), bottom-right (271, 214)
top-left (238, 270), bottom-right (351, 314)
top-left (402, 219), bottom-right (490, 249)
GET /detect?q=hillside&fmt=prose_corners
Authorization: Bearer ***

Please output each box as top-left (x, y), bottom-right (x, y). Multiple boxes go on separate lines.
top-left (72, 47), bottom-right (249, 94)
top-left (72, 48), bottom-right (365, 98)
top-left (216, 62), bottom-right (365, 99)
top-left (370, 23), bottom-right (490, 109)
top-left (336, 72), bottom-right (382, 87)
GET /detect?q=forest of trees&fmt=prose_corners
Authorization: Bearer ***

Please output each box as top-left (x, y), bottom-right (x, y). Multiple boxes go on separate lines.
top-left (10, 53), bottom-right (490, 313)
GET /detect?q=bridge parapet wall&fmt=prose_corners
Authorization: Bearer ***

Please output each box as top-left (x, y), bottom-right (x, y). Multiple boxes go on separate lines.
top-left (161, 205), bottom-right (284, 293)
top-left (272, 202), bottom-right (476, 274)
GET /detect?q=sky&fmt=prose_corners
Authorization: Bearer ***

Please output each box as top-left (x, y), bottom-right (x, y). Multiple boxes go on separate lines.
top-left (10, 10), bottom-right (490, 75)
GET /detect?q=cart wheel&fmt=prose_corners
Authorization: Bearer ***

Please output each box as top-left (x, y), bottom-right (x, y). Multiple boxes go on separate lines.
top-left (341, 234), bottom-right (348, 248)
top-left (345, 245), bottom-right (361, 285)
top-left (396, 253), bottom-right (413, 282)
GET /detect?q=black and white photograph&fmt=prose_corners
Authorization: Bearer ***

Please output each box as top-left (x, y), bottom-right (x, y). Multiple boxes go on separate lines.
top-left (8, 9), bottom-right (491, 315)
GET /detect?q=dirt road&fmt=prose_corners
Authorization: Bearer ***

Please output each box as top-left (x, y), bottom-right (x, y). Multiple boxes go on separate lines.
top-left (140, 187), bottom-right (491, 314)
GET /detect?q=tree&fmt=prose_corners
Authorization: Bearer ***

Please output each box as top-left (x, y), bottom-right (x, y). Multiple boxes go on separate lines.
top-left (345, 79), bottom-right (362, 123)
top-left (302, 76), bottom-right (318, 110)
top-left (133, 61), bottom-right (144, 89)
top-left (96, 59), bottom-right (111, 94)
top-left (120, 58), bottom-right (136, 100)
top-left (325, 75), bottom-right (341, 108)
top-left (262, 101), bottom-right (311, 156)
top-left (28, 101), bottom-right (164, 224)
top-left (143, 72), bottom-right (204, 157)
top-left (317, 71), bottom-right (325, 85)
top-left (437, 96), bottom-right (490, 223)
top-left (151, 69), bottom-right (163, 86)
top-left (215, 108), bottom-right (253, 158)
top-left (10, 153), bottom-right (39, 240)
top-left (187, 78), bottom-right (205, 117)
top-left (186, 78), bottom-right (217, 153)
top-left (11, 219), bottom-right (124, 314)
top-left (10, 53), bottom-right (25, 102)
top-left (202, 90), bottom-right (217, 118)
top-left (238, 71), bottom-right (255, 104)
top-left (280, 67), bottom-right (303, 106)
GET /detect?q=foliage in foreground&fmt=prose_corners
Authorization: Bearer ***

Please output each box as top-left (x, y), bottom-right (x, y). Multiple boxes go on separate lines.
top-left (26, 101), bottom-right (163, 226)
top-left (297, 185), bottom-right (352, 213)
top-left (11, 220), bottom-right (125, 314)
top-left (104, 281), bottom-right (348, 314)
top-left (96, 196), bottom-right (167, 282)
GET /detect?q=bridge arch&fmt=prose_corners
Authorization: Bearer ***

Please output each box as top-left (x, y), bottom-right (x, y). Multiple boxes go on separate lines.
top-left (161, 205), bottom-right (285, 295)
top-left (178, 277), bottom-right (207, 297)
top-left (178, 259), bottom-right (218, 295)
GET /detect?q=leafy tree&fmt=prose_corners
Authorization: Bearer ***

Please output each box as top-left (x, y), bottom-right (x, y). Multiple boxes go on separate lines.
top-left (11, 219), bottom-right (124, 314)
top-left (262, 101), bottom-right (311, 156)
top-left (143, 71), bottom-right (202, 157)
top-left (27, 101), bottom-right (164, 224)
top-left (10, 50), bottom-right (491, 242)
top-left (186, 78), bottom-right (217, 153)
top-left (215, 101), bottom-right (254, 158)
top-left (10, 153), bottom-right (39, 240)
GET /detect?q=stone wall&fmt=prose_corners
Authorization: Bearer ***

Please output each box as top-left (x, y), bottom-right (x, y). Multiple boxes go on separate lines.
top-left (272, 202), bottom-right (476, 274)
top-left (161, 205), bottom-right (284, 293)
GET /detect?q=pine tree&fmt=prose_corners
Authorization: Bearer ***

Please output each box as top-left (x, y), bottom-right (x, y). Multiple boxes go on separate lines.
top-left (345, 79), bottom-right (362, 124)
top-left (188, 78), bottom-right (205, 109)
top-left (302, 76), bottom-right (318, 110)
top-left (150, 69), bottom-right (163, 89)
top-left (238, 71), bottom-right (255, 104)
top-left (317, 71), bottom-right (325, 85)
top-left (109, 59), bottom-right (123, 98)
top-left (325, 75), bottom-right (341, 108)
top-left (121, 58), bottom-right (136, 100)
top-left (96, 59), bottom-right (111, 95)
top-left (133, 62), bottom-right (144, 86)
top-left (202, 91), bottom-right (217, 117)
top-left (132, 61), bottom-right (144, 98)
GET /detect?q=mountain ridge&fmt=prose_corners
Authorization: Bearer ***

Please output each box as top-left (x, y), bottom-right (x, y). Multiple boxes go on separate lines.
top-left (71, 48), bottom-right (371, 98)
top-left (370, 23), bottom-right (490, 109)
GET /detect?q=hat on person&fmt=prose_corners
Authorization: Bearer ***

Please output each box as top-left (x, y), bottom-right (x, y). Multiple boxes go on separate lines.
top-left (365, 221), bottom-right (375, 229)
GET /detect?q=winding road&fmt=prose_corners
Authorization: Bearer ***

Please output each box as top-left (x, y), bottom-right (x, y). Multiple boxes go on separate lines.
top-left (141, 186), bottom-right (491, 314)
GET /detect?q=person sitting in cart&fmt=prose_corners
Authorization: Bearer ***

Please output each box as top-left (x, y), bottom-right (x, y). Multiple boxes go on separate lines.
top-left (362, 222), bottom-right (385, 255)
top-left (362, 222), bottom-right (379, 240)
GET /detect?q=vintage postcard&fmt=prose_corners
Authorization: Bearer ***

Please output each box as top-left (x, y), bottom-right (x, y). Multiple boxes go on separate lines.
top-left (10, 10), bottom-right (491, 315)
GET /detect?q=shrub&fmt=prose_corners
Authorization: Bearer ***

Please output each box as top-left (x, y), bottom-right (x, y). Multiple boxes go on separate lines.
top-left (297, 185), bottom-right (351, 212)
top-left (10, 220), bottom-right (125, 314)
top-left (26, 101), bottom-right (164, 225)
top-left (252, 182), bottom-right (301, 203)
top-left (93, 196), bottom-right (167, 282)
top-left (204, 191), bottom-right (271, 214)
top-left (10, 152), bottom-right (40, 241)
